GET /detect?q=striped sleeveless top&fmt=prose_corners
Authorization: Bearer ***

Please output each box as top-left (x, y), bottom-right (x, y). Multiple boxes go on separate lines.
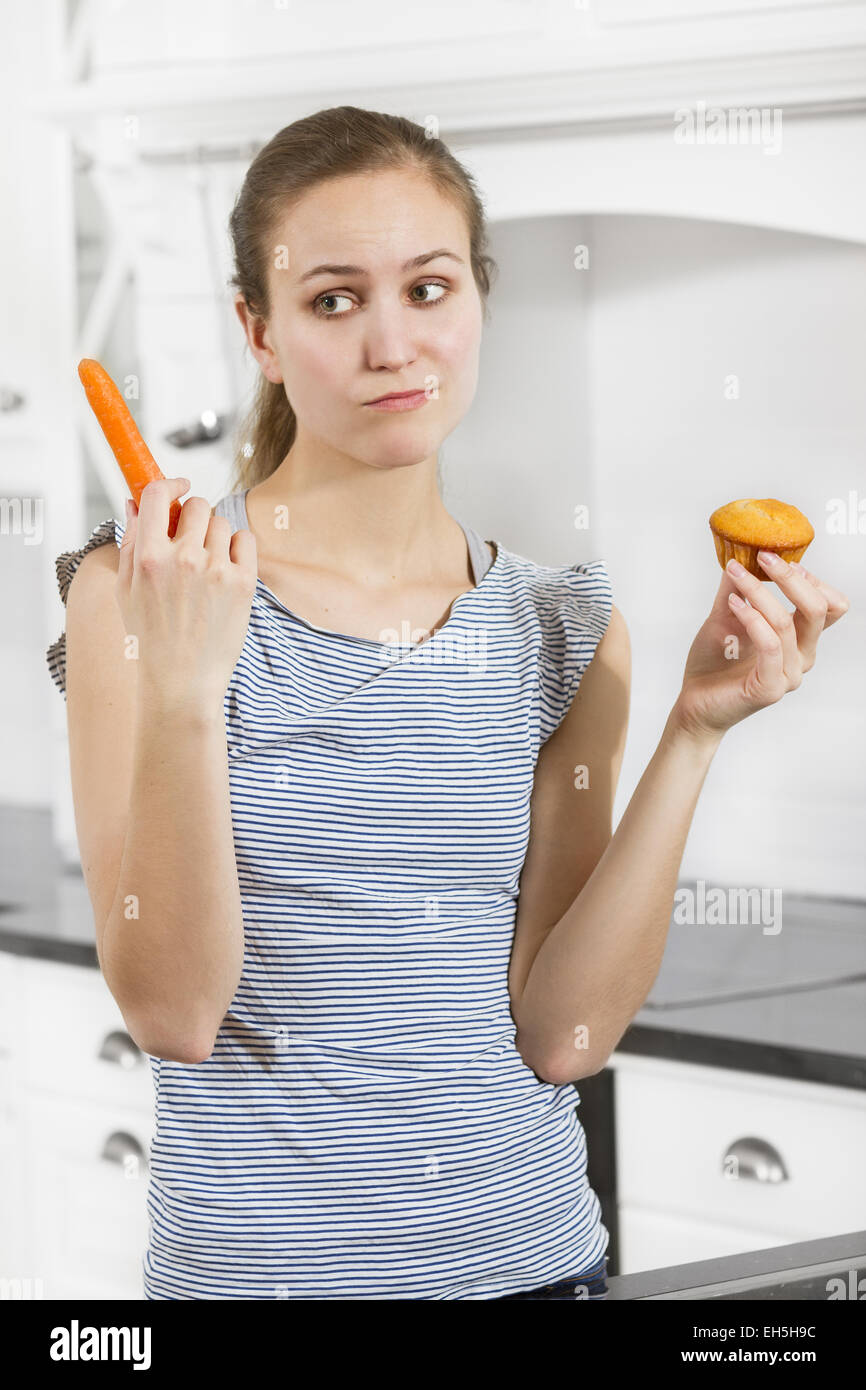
top-left (46, 489), bottom-right (614, 1300)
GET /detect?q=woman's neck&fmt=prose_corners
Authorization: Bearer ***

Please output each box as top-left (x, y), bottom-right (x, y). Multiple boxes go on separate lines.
top-left (243, 452), bottom-right (469, 589)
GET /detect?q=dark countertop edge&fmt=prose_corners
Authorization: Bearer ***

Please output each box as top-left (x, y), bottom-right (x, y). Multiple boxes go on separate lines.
top-left (0, 929), bottom-right (98, 970)
top-left (1, 931), bottom-right (864, 1091)
top-left (605, 1228), bottom-right (866, 1299)
top-left (614, 1022), bottom-right (866, 1091)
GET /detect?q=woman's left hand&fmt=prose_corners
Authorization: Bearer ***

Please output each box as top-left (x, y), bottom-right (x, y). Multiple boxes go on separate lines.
top-left (673, 551), bottom-right (850, 742)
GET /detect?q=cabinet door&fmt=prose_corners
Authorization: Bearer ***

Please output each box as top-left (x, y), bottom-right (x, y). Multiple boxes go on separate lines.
top-left (613, 1054), bottom-right (866, 1238)
top-left (618, 1202), bottom-right (809, 1276)
top-left (21, 955), bottom-right (155, 1114)
top-left (0, 1048), bottom-right (28, 1281)
top-left (21, 1092), bottom-right (153, 1300)
top-left (0, 952), bottom-right (29, 1283)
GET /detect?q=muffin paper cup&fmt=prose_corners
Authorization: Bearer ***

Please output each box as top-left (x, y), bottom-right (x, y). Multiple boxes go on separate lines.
top-left (710, 531), bottom-right (811, 581)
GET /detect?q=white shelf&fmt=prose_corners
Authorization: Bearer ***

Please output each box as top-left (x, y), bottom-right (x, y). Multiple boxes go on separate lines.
top-left (25, 6), bottom-right (866, 159)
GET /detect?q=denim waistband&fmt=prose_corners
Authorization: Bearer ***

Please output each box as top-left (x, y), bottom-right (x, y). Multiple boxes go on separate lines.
top-left (491, 1255), bottom-right (609, 1301)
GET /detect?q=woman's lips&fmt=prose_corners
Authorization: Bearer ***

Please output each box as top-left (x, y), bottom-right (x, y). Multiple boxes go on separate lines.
top-left (364, 390), bottom-right (429, 413)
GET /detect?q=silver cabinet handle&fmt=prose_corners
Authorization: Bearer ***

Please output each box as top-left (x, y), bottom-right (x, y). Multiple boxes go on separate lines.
top-left (723, 1136), bottom-right (789, 1183)
top-left (101, 1130), bottom-right (147, 1172)
top-left (98, 1030), bottom-right (142, 1069)
top-left (0, 387), bottom-right (25, 412)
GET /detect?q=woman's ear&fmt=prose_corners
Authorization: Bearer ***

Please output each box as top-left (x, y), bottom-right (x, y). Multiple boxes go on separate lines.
top-left (233, 294), bottom-right (283, 384)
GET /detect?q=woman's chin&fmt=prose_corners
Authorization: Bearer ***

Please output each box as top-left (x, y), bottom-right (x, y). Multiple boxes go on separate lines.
top-left (355, 442), bottom-right (444, 472)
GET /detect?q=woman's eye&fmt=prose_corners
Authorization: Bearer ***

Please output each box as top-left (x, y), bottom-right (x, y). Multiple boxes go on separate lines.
top-left (313, 292), bottom-right (354, 317)
top-left (312, 281), bottom-right (450, 318)
top-left (409, 282), bottom-right (448, 306)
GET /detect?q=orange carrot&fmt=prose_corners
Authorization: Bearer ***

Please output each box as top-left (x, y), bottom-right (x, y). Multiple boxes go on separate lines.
top-left (77, 358), bottom-right (182, 538)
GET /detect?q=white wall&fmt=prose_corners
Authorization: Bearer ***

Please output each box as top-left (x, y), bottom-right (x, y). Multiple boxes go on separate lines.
top-left (463, 209), bottom-right (865, 897)
top-left (590, 213), bottom-right (865, 897)
top-left (443, 214), bottom-right (596, 562)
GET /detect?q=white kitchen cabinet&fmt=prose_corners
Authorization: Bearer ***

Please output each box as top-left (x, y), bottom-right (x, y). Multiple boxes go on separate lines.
top-left (618, 1205), bottom-right (793, 1275)
top-left (610, 1050), bottom-right (866, 1275)
top-left (21, 953), bottom-right (155, 1114)
top-left (22, 1090), bottom-right (152, 1301)
top-left (0, 952), bottom-right (30, 1285)
top-left (1, 952), bottom-right (155, 1300)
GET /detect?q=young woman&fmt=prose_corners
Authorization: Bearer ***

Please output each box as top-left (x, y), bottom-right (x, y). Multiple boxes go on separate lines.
top-left (47, 107), bottom-right (848, 1301)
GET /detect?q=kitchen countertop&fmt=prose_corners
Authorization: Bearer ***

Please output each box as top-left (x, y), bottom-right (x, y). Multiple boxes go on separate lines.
top-left (605, 1227), bottom-right (866, 1299)
top-left (614, 881), bottom-right (866, 1090)
top-left (0, 867), bottom-right (99, 969)
top-left (2, 806), bottom-right (865, 1089)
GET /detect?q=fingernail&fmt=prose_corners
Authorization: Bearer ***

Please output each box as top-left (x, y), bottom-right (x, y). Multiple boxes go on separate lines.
top-left (125, 498), bottom-right (132, 520)
top-left (726, 558), bottom-right (747, 577)
top-left (757, 549), bottom-right (780, 567)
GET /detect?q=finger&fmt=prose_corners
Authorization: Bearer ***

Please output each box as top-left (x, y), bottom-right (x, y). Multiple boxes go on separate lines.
top-left (173, 494), bottom-right (214, 547)
top-left (756, 551), bottom-right (839, 662)
top-left (136, 477), bottom-right (190, 560)
top-left (788, 562), bottom-right (850, 631)
top-left (200, 509), bottom-right (258, 581)
top-left (202, 510), bottom-right (233, 557)
top-left (229, 526), bottom-right (258, 582)
top-left (727, 594), bottom-right (786, 700)
top-left (726, 559), bottom-right (800, 680)
top-left (117, 497), bottom-right (138, 592)
top-left (710, 566), bottom-right (743, 614)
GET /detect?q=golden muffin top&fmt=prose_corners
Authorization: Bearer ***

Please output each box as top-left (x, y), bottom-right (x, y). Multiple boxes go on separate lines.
top-left (709, 498), bottom-right (814, 548)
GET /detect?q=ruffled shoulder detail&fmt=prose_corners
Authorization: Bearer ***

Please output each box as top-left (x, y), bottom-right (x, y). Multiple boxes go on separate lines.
top-left (536, 558), bottom-right (614, 744)
top-left (46, 516), bottom-right (124, 700)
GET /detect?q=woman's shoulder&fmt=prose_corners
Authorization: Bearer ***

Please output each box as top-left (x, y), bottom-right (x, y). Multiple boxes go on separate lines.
top-left (493, 544), bottom-right (614, 743)
top-left (53, 516), bottom-right (124, 605)
top-left (496, 541), bottom-right (613, 612)
top-left (46, 515), bottom-right (125, 698)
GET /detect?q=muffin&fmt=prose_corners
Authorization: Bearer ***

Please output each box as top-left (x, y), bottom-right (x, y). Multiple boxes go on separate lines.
top-left (709, 498), bottom-right (814, 580)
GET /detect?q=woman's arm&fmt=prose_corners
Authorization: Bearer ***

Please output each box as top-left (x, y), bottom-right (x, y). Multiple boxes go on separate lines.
top-left (508, 603), bottom-right (630, 1065)
top-left (512, 551), bottom-right (849, 1086)
top-left (66, 536), bottom-right (245, 1064)
top-left (512, 696), bottom-right (719, 1086)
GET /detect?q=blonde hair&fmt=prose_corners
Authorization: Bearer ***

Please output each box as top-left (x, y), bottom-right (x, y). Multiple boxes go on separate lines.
top-left (226, 105), bottom-right (498, 490)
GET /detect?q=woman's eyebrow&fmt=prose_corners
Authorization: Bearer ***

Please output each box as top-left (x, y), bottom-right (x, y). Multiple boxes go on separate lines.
top-left (295, 248), bottom-right (465, 285)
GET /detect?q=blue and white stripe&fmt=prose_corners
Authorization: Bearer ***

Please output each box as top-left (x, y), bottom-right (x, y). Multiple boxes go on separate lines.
top-left (47, 491), bottom-right (614, 1299)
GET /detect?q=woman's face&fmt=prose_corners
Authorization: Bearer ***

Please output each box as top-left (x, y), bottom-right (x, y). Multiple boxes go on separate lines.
top-left (238, 167), bottom-right (484, 471)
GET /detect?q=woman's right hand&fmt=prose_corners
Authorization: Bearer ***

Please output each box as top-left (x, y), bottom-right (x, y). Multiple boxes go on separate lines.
top-left (116, 477), bottom-right (258, 710)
